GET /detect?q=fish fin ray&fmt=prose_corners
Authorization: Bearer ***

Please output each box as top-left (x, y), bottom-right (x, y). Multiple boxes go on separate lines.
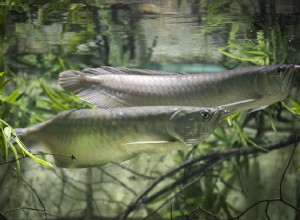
top-left (121, 141), bottom-right (172, 146)
top-left (76, 88), bottom-right (128, 108)
top-left (220, 98), bottom-right (263, 113)
top-left (83, 66), bottom-right (183, 75)
top-left (249, 105), bottom-right (269, 113)
top-left (59, 70), bottom-right (85, 92)
top-left (121, 140), bottom-right (188, 154)
top-left (59, 70), bottom-right (128, 108)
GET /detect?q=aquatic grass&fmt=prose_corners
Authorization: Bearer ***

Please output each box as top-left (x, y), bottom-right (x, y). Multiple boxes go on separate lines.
top-left (39, 81), bottom-right (93, 111)
top-left (0, 72), bottom-right (8, 90)
top-left (281, 99), bottom-right (300, 115)
top-left (218, 30), bottom-right (272, 65)
top-left (0, 72), bottom-right (88, 172)
top-left (0, 122), bottom-right (21, 184)
top-left (226, 112), bottom-right (270, 152)
top-left (217, 14), bottom-right (286, 66)
top-left (198, 0), bottom-right (233, 35)
top-left (226, 113), bottom-right (253, 147)
top-left (0, 119), bottom-right (53, 168)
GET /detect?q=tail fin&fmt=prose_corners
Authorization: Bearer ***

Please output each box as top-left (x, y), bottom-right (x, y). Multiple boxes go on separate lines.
top-left (13, 127), bottom-right (47, 152)
top-left (58, 70), bottom-right (85, 94)
top-left (58, 69), bottom-right (128, 108)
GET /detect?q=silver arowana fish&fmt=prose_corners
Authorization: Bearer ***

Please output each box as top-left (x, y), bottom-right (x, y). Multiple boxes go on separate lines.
top-left (16, 106), bottom-right (225, 168)
top-left (59, 64), bottom-right (300, 113)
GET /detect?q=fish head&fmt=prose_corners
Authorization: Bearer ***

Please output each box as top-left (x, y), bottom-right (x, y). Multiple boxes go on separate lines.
top-left (168, 107), bottom-right (226, 145)
top-left (257, 64), bottom-right (298, 99)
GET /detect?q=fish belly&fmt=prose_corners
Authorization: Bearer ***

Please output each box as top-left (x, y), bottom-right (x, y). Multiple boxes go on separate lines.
top-left (36, 120), bottom-right (186, 168)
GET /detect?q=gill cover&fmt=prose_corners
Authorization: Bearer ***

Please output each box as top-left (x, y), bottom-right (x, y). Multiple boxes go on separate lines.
top-left (259, 64), bottom-right (295, 98)
top-left (168, 108), bottom-right (213, 145)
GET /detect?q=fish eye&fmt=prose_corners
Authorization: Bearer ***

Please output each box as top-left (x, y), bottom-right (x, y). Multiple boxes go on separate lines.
top-left (277, 65), bottom-right (286, 74)
top-left (200, 110), bottom-right (211, 119)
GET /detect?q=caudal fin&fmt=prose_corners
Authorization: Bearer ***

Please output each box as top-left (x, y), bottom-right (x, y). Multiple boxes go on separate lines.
top-left (58, 69), bottom-right (129, 108)
top-left (58, 70), bottom-right (85, 94)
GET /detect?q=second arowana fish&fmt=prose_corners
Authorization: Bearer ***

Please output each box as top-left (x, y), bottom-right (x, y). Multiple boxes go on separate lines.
top-left (59, 64), bottom-right (300, 113)
top-left (15, 106), bottom-right (225, 168)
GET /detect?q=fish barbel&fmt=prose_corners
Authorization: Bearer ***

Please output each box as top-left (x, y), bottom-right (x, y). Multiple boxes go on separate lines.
top-left (59, 64), bottom-right (300, 113)
top-left (15, 106), bottom-right (225, 168)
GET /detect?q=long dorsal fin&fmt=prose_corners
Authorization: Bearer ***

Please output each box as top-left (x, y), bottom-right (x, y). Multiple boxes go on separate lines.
top-left (82, 66), bottom-right (182, 76)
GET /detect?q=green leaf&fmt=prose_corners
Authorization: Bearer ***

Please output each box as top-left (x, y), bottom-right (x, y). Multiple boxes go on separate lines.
top-left (4, 89), bottom-right (20, 103)
top-left (281, 99), bottom-right (300, 115)
top-left (1, 122), bottom-right (21, 184)
top-left (0, 119), bottom-right (53, 168)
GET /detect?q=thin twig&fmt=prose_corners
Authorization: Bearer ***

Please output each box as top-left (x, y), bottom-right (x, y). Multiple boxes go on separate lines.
top-left (6, 164), bottom-right (47, 220)
top-left (120, 134), bottom-right (298, 219)
top-left (111, 162), bottom-right (156, 180)
top-left (185, 206), bottom-right (221, 220)
top-left (231, 132), bottom-right (300, 219)
top-left (143, 158), bottom-right (220, 205)
top-left (4, 207), bottom-right (48, 215)
top-left (143, 159), bottom-right (225, 220)
top-left (98, 167), bottom-right (138, 196)
top-left (265, 201), bottom-right (270, 220)
top-left (279, 132), bottom-right (299, 200)
top-left (0, 152), bottom-right (73, 166)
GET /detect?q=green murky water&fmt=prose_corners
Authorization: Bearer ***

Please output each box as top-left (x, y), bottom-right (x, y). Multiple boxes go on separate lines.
top-left (1, 1), bottom-right (300, 219)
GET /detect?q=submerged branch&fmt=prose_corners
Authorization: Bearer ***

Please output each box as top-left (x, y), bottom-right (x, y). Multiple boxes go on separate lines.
top-left (3, 164), bottom-right (48, 220)
top-left (231, 132), bottom-right (300, 219)
top-left (119, 133), bottom-right (299, 219)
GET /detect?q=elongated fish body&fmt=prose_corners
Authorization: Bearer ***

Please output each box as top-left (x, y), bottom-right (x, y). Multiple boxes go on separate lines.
top-left (59, 64), bottom-right (300, 113)
top-left (16, 106), bottom-right (225, 168)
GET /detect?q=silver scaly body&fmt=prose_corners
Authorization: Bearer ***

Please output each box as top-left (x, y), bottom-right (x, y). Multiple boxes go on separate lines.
top-left (16, 106), bottom-right (225, 168)
top-left (59, 64), bottom-right (300, 113)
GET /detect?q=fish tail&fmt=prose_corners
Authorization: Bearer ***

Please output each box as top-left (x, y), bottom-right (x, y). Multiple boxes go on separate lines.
top-left (13, 127), bottom-right (46, 151)
top-left (59, 68), bottom-right (128, 108)
top-left (58, 70), bottom-right (85, 94)
top-left (58, 67), bottom-right (121, 93)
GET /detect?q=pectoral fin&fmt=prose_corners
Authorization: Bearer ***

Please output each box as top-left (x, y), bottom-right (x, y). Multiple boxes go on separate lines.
top-left (220, 98), bottom-right (263, 113)
top-left (121, 141), bottom-right (172, 146)
top-left (249, 105), bottom-right (269, 112)
top-left (121, 140), bottom-right (189, 155)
